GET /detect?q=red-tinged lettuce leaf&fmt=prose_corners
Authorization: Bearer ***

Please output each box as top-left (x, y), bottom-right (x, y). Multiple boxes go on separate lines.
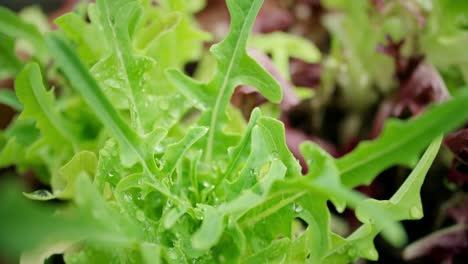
top-left (196, 0), bottom-right (294, 41)
top-left (402, 225), bottom-right (468, 263)
top-left (376, 36), bottom-right (422, 82)
top-left (377, 37), bottom-right (450, 117)
top-left (445, 128), bottom-right (468, 165)
top-left (393, 63), bottom-right (450, 116)
top-left (290, 59), bottom-right (322, 88)
top-left (446, 168), bottom-right (468, 187)
top-left (444, 194), bottom-right (468, 225)
top-left (253, 0), bottom-right (294, 33)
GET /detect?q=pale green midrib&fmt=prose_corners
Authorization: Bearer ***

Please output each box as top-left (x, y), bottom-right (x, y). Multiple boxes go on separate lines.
top-left (239, 191), bottom-right (306, 227)
top-left (145, 181), bottom-right (187, 207)
top-left (390, 137), bottom-right (441, 203)
top-left (205, 2), bottom-right (258, 161)
top-left (258, 121), bottom-right (280, 154)
top-left (28, 69), bottom-right (77, 146)
top-left (338, 103), bottom-right (465, 186)
top-left (102, 0), bottom-right (144, 135)
top-left (223, 114), bottom-right (258, 181)
top-left (162, 128), bottom-right (205, 176)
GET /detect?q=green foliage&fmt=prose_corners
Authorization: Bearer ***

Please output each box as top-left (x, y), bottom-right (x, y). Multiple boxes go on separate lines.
top-left (250, 32), bottom-right (321, 78)
top-left (423, 0), bottom-right (468, 83)
top-left (337, 89), bottom-right (468, 188)
top-left (0, 89), bottom-right (22, 111)
top-left (166, 0), bottom-right (282, 161)
top-left (0, 0), bottom-right (467, 263)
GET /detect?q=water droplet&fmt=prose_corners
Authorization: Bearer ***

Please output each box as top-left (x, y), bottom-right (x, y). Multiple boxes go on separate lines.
top-left (31, 189), bottom-right (52, 197)
top-left (104, 78), bottom-right (121, 89)
top-left (250, 168), bottom-right (257, 176)
top-left (410, 206), bottom-right (422, 219)
top-left (108, 172), bottom-right (114, 178)
top-left (271, 151), bottom-right (279, 159)
top-left (292, 203), bottom-right (303, 213)
top-left (136, 210), bottom-right (145, 222)
top-left (202, 181), bottom-right (213, 190)
top-left (124, 193), bottom-right (132, 202)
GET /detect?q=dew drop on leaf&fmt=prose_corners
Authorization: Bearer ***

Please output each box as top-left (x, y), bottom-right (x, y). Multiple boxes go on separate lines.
top-left (271, 151), bottom-right (279, 159)
top-left (136, 210), bottom-right (145, 222)
top-left (137, 194), bottom-right (144, 201)
top-left (31, 189), bottom-right (52, 197)
top-left (250, 168), bottom-right (258, 177)
top-left (292, 203), bottom-right (303, 213)
top-left (124, 193), bottom-right (132, 201)
top-left (202, 181), bottom-right (213, 190)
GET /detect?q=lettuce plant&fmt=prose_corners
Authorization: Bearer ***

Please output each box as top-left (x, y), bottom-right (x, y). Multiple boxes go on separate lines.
top-left (1, 0), bottom-right (468, 263)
